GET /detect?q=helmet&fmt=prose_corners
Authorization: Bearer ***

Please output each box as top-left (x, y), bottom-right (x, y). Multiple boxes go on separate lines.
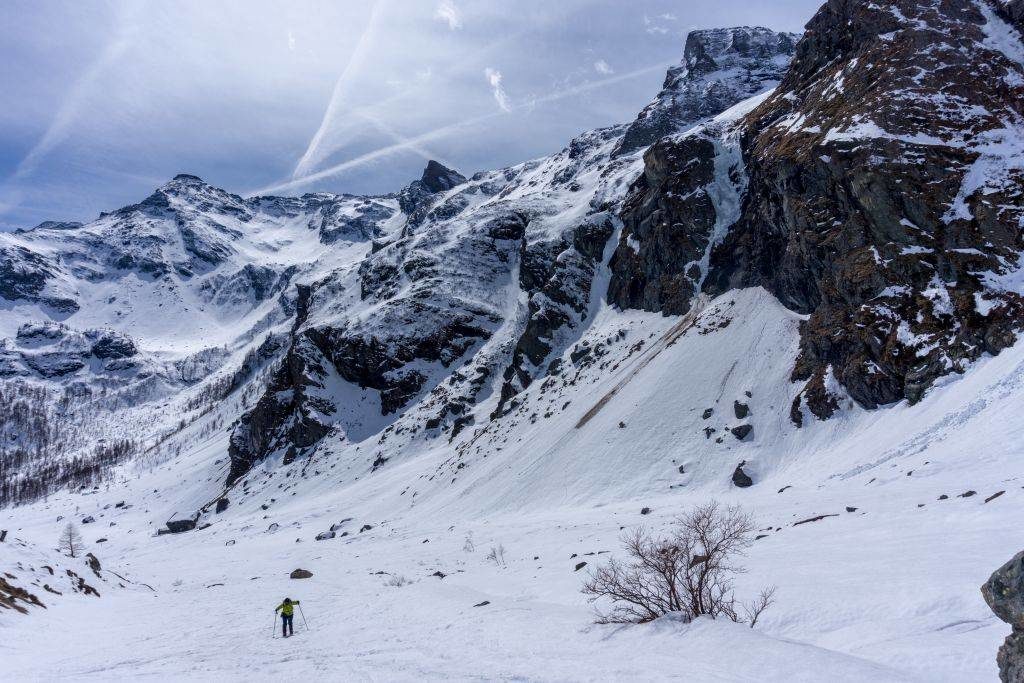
top-left (284, 597), bottom-right (291, 603)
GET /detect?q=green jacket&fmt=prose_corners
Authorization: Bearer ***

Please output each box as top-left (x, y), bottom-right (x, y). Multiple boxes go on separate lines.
top-left (275, 601), bottom-right (299, 616)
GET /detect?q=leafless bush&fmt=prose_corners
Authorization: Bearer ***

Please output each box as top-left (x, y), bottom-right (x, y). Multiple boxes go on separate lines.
top-left (582, 501), bottom-right (775, 626)
top-left (485, 544), bottom-right (506, 567)
top-left (463, 533), bottom-right (475, 553)
top-left (385, 573), bottom-right (410, 587)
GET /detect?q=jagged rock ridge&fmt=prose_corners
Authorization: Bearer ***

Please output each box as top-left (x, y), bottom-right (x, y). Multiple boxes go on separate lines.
top-left (615, 27), bottom-right (799, 156)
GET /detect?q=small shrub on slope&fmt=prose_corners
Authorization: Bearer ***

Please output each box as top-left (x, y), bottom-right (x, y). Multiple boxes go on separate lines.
top-left (582, 501), bottom-right (775, 625)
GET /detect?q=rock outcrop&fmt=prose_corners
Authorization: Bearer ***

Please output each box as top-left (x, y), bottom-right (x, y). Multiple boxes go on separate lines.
top-left (615, 27), bottom-right (799, 156)
top-left (610, 0), bottom-right (1024, 421)
top-left (608, 27), bottom-right (798, 314)
top-left (982, 549), bottom-right (1024, 682)
top-left (397, 160), bottom-right (467, 220)
top-left (705, 0), bottom-right (1024, 418)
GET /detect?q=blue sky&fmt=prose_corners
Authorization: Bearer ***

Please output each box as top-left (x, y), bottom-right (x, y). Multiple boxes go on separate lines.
top-left (0, 0), bottom-right (821, 230)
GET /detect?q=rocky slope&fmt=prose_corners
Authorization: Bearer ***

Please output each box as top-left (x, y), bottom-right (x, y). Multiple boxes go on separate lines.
top-left (224, 28), bottom-right (799, 484)
top-left (2, 1), bottom-right (1024, 510)
top-left (615, 27), bottom-right (799, 156)
top-left (612, 0), bottom-right (1024, 423)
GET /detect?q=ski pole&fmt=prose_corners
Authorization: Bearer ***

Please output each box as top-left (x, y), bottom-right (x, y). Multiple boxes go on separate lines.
top-left (298, 604), bottom-right (309, 631)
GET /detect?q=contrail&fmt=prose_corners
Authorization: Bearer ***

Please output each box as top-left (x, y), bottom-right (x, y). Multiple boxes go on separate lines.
top-left (360, 112), bottom-right (457, 170)
top-left (292, 1), bottom-right (387, 180)
top-left (254, 61), bottom-right (670, 196)
top-left (11, 4), bottom-right (138, 181)
top-left (252, 111), bottom-right (501, 196)
top-left (525, 62), bottom-right (668, 108)
top-left (289, 24), bottom-right (529, 181)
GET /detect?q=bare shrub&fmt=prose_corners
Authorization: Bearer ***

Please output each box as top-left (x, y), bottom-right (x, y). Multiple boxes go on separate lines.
top-left (385, 573), bottom-right (410, 587)
top-left (485, 544), bottom-right (506, 567)
top-left (463, 533), bottom-right (475, 553)
top-left (582, 501), bottom-right (775, 625)
top-left (58, 522), bottom-right (83, 558)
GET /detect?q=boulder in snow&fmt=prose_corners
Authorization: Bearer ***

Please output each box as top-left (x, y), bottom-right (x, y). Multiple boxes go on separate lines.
top-left (732, 462), bottom-right (753, 488)
top-left (290, 569), bottom-right (313, 579)
top-left (730, 424), bottom-right (752, 441)
top-left (165, 514), bottom-right (197, 533)
top-left (982, 550), bottom-right (1024, 682)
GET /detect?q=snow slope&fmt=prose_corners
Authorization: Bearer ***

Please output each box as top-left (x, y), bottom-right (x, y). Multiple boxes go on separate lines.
top-left (3, 286), bottom-right (1022, 680)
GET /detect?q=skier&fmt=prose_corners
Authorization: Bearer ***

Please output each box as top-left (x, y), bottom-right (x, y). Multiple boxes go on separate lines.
top-left (275, 597), bottom-right (300, 637)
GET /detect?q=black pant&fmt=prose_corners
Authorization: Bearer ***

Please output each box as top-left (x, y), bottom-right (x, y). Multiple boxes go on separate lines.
top-left (281, 614), bottom-right (293, 636)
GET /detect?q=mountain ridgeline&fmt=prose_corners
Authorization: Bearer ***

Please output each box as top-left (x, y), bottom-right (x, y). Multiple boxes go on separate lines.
top-left (1, 1), bottom-right (1023, 504)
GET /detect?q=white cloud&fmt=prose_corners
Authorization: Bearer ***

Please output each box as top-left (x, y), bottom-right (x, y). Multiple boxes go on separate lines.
top-left (434, 1), bottom-right (462, 30)
top-left (594, 59), bottom-right (613, 75)
top-left (642, 14), bottom-right (670, 35)
top-left (484, 67), bottom-right (511, 112)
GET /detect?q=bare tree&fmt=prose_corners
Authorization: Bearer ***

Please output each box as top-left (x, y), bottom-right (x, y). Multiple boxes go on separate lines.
top-left (58, 522), bottom-right (83, 558)
top-left (485, 544), bottom-right (507, 567)
top-left (582, 501), bottom-right (775, 626)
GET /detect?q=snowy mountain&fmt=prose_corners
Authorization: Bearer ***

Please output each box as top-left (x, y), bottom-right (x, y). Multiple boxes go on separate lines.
top-left (3, 2), bottom-right (1024, 680)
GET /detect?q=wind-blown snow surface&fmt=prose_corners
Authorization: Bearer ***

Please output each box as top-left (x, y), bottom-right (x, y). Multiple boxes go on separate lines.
top-left (3, 288), bottom-right (1022, 681)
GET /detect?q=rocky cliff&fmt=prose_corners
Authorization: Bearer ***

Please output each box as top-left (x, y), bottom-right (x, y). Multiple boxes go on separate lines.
top-left (611, 0), bottom-right (1024, 422)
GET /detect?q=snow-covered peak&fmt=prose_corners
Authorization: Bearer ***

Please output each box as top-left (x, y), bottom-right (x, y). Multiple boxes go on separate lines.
top-left (683, 27), bottom-right (799, 75)
top-left (615, 26), bottom-right (799, 155)
top-left (418, 160), bottom-right (467, 194)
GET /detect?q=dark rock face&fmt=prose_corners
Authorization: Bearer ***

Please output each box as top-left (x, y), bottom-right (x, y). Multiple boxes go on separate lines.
top-left (165, 516), bottom-right (197, 533)
top-left (1003, 0), bottom-right (1024, 28)
top-left (607, 27), bottom-right (801, 316)
top-left (0, 244), bottom-right (79, 313)
top-left (85, 552), bottom-right (102, 577)
top-left (607, 2), bottom-right (1024, 423)
top-left (608, 136), bottom-right (719, 314)
top-left (493, 216), bottom-right (614, 416)
top-left (982, 549), bottom-right (1024, 682)
top-left (702, 0), bottom-right (1024, 418)
top-left (1, 322), bottom-right (150, 383)
top-left (420, 160), bottom-right (467, 194)
top-left (290, 568), bottom-right (313, 579)
top-left (616, 27), bottom-right (799, 156)
top-left (397, 160), bottom-right (467, 217)
top-left (227, 295), bottom-right (336, 484)
top-left (91, 332), bottom-right (137, 359)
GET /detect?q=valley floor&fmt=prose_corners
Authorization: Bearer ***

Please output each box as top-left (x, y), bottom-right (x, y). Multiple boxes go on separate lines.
top-left (2, 474), bottom-right (1018, 681)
